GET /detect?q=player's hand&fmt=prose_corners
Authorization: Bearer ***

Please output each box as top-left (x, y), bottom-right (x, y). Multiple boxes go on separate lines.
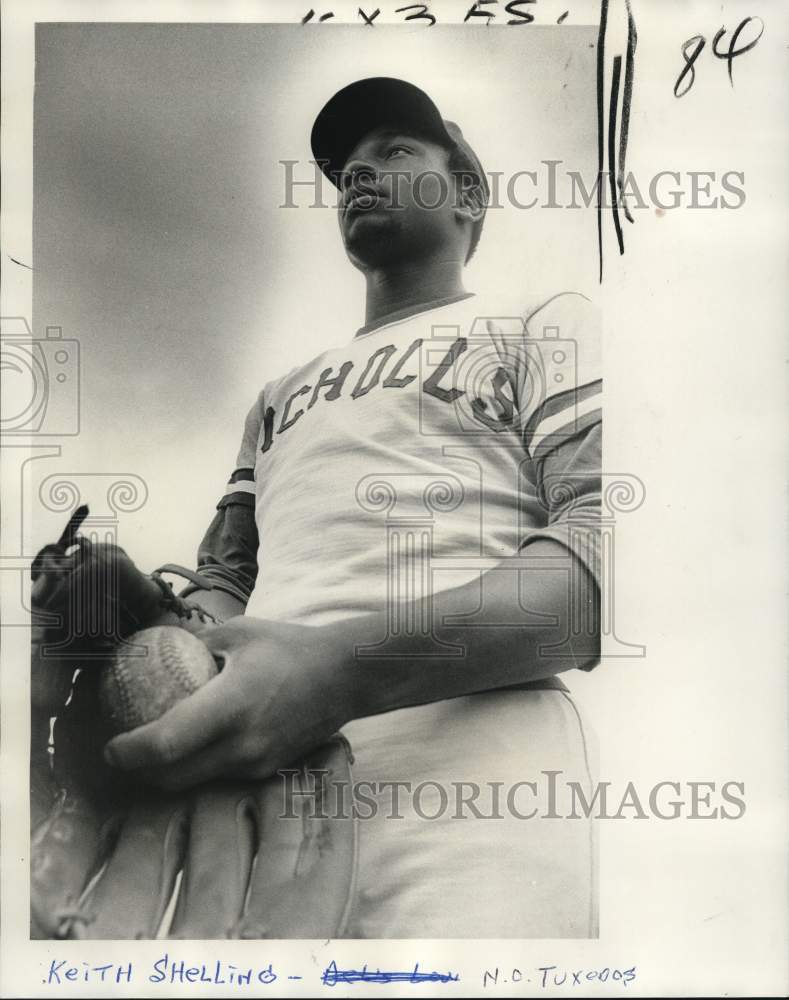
top-left (102, 617), bottom-right (354, 790)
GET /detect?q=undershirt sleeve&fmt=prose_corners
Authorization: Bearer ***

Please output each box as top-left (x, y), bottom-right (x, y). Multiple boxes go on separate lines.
top-left (182, 393), bottom-right (265, 604)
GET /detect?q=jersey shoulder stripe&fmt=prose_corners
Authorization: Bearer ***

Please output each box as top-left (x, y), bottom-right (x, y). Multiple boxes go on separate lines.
top-left (519, 291), bottom-right (601, 461)
top-left (523, 377), bottom-right (602, 440)
top-left (529, 400), bottom-right (602, 463)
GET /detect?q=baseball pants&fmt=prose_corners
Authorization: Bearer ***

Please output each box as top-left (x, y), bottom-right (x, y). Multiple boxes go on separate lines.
top-left (340, 686), bottom-right (599, 938)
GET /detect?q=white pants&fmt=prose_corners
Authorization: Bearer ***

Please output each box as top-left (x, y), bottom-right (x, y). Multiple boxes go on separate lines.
top-left (340, 687), bottom-right (599, 938)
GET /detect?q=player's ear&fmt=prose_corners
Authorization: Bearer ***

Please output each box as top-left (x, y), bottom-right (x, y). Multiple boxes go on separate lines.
top-left (453, 171), bottom-right (486, 227)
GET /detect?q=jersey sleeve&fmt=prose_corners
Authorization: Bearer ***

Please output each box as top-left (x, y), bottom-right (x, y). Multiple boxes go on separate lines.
top-left (519, 292), bottom-right (602, 463)
top-left (183, 393), bottom-right (264, 605)
top-left (220, 390), bottom-right (265, 508)
top-left (516, 294), bottom-right (602, 671)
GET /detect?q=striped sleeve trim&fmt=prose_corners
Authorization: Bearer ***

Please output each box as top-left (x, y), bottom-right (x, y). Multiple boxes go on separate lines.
top-left (182, 570), bottom-right (252, 604)
top-left (224, 480), bottom-right (256, 496)
top-left (218, 467), bottom-right (255, 509)
top-left (523, 380), bottom-right (602, 459)
top-left (523, 378), bottom-right (602, 440)
top-left (531, 405), bottom-right (602, 464)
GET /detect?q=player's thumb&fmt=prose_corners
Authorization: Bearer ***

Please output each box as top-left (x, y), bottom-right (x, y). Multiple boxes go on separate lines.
top-left (103, 671), bottom-right (234, 771)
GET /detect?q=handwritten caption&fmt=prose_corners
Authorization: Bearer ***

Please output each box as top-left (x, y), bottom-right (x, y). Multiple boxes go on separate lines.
top-left (43, 955), bottom-right (637, 990)
top-left (301, 2), bottom-right (577, 26)
top-left (674, 16), bottom-right (764, 96)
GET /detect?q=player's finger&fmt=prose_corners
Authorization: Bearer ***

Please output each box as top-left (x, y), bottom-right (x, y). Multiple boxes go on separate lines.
top-left (79, 792), bottom-right (190, 939)
top-left (238, 737), bottom-right (357, 939)
top-left (31, 793), bottom-right (121, 939)
top-left (168, 781), bottom-right (259, 938)
top-left (103, 672), bottom-right (240, 771)
top-left (136, 732), bottom-right (275, 792)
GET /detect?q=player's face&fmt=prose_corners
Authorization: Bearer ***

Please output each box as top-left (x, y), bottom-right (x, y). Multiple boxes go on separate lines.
top-left (338, 127), bottom-right (465, 270)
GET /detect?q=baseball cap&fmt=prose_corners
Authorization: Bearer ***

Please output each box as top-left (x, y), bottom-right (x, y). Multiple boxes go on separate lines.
top-left (310, 76), bottom-right (490, 200)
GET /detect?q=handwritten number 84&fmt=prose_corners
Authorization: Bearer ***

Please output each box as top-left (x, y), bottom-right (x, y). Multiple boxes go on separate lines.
top-left (674, 16), bottom-right (765, 98)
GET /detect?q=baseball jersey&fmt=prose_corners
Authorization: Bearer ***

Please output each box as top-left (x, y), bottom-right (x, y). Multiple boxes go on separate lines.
top-left (194, 290), bottom-right (601, 670)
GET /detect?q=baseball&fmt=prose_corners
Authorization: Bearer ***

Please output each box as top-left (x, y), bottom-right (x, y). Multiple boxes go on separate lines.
top-left (99, 626), bottom-right (218, 735)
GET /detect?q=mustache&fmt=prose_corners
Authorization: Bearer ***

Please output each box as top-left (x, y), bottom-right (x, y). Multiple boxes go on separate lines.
top-left (340, 173), bottom-right (386, 215)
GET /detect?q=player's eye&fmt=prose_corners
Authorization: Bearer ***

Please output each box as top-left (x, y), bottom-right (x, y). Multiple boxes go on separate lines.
top-left (386, 144), bottom-right (412, 159)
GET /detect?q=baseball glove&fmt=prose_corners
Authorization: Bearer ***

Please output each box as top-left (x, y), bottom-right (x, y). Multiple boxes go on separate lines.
top-left (30, 506), bottom-right (358, 939)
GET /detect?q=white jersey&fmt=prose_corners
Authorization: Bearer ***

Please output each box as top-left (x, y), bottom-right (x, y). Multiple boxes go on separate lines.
top-left (211, 291), bottom-right (601, 627)
top-left (193, 290), bottom-right (603, 937)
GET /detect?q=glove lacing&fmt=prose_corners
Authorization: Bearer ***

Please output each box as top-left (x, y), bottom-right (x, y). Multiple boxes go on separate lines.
top-left (149, 570), bottom-right (224, 626)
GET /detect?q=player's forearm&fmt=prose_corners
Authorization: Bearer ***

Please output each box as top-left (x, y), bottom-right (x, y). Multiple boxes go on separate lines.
top-left (334, 538), bottom-right (600, 721)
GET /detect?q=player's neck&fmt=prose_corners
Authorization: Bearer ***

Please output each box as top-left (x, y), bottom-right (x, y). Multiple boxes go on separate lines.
top-left (364, 259), bottom-right (466, 328)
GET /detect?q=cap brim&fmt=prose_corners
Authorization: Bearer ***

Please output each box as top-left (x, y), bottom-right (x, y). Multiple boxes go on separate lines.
top-left (310, 77), bottom-right (454, 187)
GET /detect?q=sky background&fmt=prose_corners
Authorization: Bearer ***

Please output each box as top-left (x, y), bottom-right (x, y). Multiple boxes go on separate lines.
top-left (33, 22), bottom-right (597, 570)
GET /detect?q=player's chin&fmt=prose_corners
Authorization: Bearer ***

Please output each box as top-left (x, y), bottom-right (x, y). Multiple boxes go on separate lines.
top-left (342, 207), bottom-right (393, 239)
top-left (342, 213), bottom-right (400, 263)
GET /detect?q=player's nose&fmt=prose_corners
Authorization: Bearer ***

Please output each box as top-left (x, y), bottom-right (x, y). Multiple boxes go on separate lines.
top-left (340, 158), bottom-right (380, 196)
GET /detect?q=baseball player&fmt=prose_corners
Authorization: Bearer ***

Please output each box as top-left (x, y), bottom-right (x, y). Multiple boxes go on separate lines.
top-left (101, 77), bottom-right (603, 937)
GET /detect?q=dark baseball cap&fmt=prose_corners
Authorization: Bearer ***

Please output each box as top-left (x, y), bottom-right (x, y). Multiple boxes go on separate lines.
top-left (310, 76), bottom-right (489, 199)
